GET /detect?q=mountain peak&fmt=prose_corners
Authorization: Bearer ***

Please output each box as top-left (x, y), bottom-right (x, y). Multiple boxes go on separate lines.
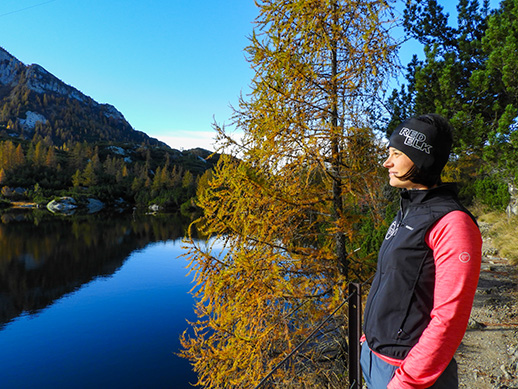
top-left (0, 46), bottom-right (161, 147)
top-left (0, 46), bottom-right (23, 86)
top-left (25, 63), bottom-right (90, 104)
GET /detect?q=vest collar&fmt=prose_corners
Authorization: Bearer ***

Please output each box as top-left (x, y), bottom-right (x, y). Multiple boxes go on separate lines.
top-left (399, 183), bottom-right (459, 216)
top-left (401, 183), bottom-right (458, 202)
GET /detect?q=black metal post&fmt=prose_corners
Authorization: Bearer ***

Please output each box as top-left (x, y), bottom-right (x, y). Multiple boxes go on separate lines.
top-left (348, 283), bottom-right (362, 389)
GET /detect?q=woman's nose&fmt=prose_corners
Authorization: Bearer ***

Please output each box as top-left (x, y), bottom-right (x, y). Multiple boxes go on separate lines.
top-left (383, 157), bottom-right (392, 168)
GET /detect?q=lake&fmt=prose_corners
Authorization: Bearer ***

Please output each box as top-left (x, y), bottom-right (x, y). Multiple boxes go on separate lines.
top-left (0, 209), bottom-right (200, 388)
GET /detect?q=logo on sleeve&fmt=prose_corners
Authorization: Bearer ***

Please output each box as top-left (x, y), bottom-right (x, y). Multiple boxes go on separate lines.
top-left (459, 252), bottom-right (471, 263)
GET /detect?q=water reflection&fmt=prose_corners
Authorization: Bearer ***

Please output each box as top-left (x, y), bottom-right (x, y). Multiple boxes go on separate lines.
top-left (0, 210), bottom-right (191, 330)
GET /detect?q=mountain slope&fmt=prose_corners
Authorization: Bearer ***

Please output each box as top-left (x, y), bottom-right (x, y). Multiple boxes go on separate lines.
top-left (0, 46), bottom-right (163, 146)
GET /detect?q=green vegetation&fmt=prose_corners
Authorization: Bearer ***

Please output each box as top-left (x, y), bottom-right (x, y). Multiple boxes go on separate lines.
top-left (0, 47), bottom-right (219, 215)
top-left (386, 0), bottom-right (518, 207)
top-left (472, 176), bottom-right (511, 210)
top-left (0, 134), bottom-right (218, 213)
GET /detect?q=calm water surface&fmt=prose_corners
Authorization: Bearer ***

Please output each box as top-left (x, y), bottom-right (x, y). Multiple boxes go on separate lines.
top-left (0, 210), bottom-right (200, 388)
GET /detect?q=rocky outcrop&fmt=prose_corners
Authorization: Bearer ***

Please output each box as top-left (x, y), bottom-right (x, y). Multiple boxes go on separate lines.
top-left (0, 47), bottom-right (23, 85)
top-left (1, 48), bottom-right (122, 121)
top-left (506, 183), bottom-right (518, 217)
top-left (46, 197), bottom-right (105, 215)
top-left (46, 197), bottom-right (77, 214)
top-left (25, 63), bottom-right (87, 102)
top-left (0, 46), bottom-right (164, 147)
top-left (19, 111), bottom-right (47, 130)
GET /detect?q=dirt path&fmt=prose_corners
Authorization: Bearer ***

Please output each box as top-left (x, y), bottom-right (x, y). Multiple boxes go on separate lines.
top-left (456, 222), bottom-right (518, 388)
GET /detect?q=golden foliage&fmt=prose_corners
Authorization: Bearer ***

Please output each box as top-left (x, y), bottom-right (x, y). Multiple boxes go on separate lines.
top-left (180, 0), bottom-right (397, 387)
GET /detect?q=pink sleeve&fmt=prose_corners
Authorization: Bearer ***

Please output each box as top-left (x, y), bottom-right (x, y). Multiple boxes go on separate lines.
top-left (387, 211), bottom-right (482, 389)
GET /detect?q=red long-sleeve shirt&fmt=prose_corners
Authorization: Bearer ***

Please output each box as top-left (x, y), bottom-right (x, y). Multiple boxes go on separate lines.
top-left (383, 210), bottom-right (482, 388)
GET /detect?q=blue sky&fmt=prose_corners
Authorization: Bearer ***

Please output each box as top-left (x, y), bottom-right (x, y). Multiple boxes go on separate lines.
top-left (0, 0), bottom-right (258, 150)
top-left (0, 0), bottom-right (501, 151)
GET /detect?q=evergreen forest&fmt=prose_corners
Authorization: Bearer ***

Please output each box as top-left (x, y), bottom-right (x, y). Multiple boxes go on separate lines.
top-left (0, 126), bottom-right (218, 214)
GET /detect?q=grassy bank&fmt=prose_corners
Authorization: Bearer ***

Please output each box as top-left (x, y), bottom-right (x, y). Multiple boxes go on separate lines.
top-left (471, 204), bottom-right (518, 264)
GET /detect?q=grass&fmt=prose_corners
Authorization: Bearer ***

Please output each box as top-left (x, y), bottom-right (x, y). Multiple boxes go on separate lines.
top-left (471, 203), bottom-right (518, 264)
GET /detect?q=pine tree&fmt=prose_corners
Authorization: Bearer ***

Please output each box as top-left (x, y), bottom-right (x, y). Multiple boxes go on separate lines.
top-left (72, 169), bottom-right (82, 188)
top-left (180, 0), bottom-right (397, 387)
top-left (393, 0), bottom-right (491, 149)
top-left (82, 161), bottom-right (97, 187)
top-left (470, 0), bottom-right (518, 172)
top-left (32, 141), bottom-right (46, 167)
top-left (131, 177), bottom-right (142, 192)
top-left (181, 170), bottom-right (194, 190)
top-left (91, 146), bottom-right (101, 172)
top-left (70, 142), bottom-right (86, 171)
top-left (14, 144), bottom-right (25, 168)
top-left (45, 147), bottom-right (57, 168)
top-left (152, 166), bottom-right (163, 190)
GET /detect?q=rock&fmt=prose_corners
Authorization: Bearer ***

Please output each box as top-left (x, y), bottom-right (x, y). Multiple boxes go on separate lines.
top-left (86, 198), bottom-right (104, 214)
top-left (13, 187), bottom-right (27, 195)
top-left (500, 365), bottom-right (512, 380)
top-left (478, 221), bottom-right (492, 236)
top-left (467, 319), bottom-right (487, 330)
top-left (19, 111), bottom-right (47, 130)
top-left (506, 183), bottom-right (518, 217)
top-left (113, 197), bottom-right (129, 212)
top-left (47, 197), bottom-right (77, 214)
top-left (148, 204), bottom-right (160, 212)
top-left (483, 247), bottom-right (499, 257)
top-left (47, 197), bottom-right (104, 214)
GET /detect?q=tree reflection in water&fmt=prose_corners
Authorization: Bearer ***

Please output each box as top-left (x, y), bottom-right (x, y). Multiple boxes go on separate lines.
top-left (0, 210), bottom-right (191, 329)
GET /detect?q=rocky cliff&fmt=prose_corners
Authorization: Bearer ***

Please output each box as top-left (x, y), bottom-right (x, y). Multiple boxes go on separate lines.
top-left (0, 46), bottom-right (162, 146)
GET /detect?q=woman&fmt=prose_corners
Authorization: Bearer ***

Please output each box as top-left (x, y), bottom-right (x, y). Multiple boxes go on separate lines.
top-left (360, 114), bottom-right (482, 388)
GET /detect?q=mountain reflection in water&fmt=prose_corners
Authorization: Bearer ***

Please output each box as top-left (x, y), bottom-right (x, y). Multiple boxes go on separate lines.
top-left (0, 210), bottom-right (190, 329)
top-left (0, 209), bottom-right (201, 388)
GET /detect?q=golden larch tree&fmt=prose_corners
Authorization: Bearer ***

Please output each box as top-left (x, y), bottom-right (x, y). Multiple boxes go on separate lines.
top-left (181, 0), bottom-right (398, 387)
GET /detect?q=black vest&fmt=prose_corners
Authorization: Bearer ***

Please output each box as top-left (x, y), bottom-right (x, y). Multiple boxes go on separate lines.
top-left (363, 184), bottom-right (475, 359)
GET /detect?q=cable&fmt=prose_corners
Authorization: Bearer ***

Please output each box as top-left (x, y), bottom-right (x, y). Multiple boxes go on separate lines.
top-left (253, 292), bottom-right (353, 389)
top-left (254, 276), bottom-right (375, 388)
top-left (0, 0), bottom-right (59, 18)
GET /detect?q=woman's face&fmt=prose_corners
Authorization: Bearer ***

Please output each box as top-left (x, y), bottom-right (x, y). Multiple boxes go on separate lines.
top-left (383, 147), bottom-right (428, 190)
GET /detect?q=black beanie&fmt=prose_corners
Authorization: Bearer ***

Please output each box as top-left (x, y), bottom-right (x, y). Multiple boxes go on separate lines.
top-left (388, 117), bottom-right (452, 175)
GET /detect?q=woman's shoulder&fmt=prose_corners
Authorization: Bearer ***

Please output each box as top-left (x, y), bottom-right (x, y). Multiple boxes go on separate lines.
top-left (426, 210), bottom-right (482, 250)
top-left (435, 210), bottom-right (477, 227)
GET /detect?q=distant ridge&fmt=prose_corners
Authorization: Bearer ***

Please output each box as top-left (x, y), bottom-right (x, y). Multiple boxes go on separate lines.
top-left (0, 46), bottom-right (165, 146)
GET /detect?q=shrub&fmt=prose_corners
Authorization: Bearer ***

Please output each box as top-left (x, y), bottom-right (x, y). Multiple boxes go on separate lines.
top-left (472, 176), bottom-right (510, 211)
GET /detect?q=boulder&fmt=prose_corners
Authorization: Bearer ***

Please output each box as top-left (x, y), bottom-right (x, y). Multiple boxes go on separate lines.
top-left (47, 197), bottom-right (77, 214)
top-left (86, 198), bottom-right (105, 214)
top-left (148, 204), bottom-right (160, 213)
top-left (47, 197), bottom-right (105, 214)
top-left (506, 183), bottom-right (518, 217)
